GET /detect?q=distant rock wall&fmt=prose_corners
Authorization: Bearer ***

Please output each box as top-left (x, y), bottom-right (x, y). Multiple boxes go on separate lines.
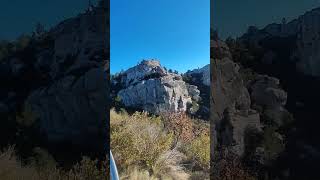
top-left (185, 64), bottom-right (210, 86)
top-left (240, 7), bottom-right (320, 77)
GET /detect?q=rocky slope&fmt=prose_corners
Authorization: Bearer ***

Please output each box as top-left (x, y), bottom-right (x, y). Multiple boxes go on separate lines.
top-left (225, 7), bottom-right (320, 179)
top-left (185, 64), bottom-right (210, 86)
top-left (239, 7), bottom-right (320, 77)
top-left (0, 4), bottom-right (108, 151)
top-left (111, 60), bottom-right (209, 117)
top-left (211, 38), bottom-right (292, 175)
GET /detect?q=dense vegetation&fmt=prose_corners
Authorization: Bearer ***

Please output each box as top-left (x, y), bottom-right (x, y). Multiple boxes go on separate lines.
top-left (110, 109), bottom-right (210, 179)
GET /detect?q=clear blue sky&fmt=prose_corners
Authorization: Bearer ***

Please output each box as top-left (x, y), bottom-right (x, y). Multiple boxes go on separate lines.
top-left (0, 0), bottom-right (98, 40)
top-left (111, 0), bottom-right (210, 74)
top-left (212, 0), bottom-right (320, 39)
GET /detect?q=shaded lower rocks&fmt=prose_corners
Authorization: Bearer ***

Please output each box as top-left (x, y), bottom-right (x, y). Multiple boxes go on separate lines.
top-left (211, 39), bottom-right (290, 168)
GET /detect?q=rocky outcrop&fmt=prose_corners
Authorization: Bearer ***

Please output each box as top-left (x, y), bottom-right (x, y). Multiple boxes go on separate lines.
top-left (211, 39), bottom-right (289, 161)
top-left (185, 64), bottom-right (210, 86)
top-left (29, 6), bottom-right (108, 146)
top-left (184, 64), bottom-right (210, 119)
top-left (212, 40), bottom-right (261, 156)
top-left (249, 75), bottom-right (291, 127)
top-left (114, 60), bottom-right (201, 115)
top-left (27, 67), bottom-right (108, 145)
top-left (239, 7), bottom-right (320, 77)
top-left (0, 5), bottom-right (109, 148)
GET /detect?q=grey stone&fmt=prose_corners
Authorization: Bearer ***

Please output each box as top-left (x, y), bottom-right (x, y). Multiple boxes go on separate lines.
top-left (116, 60), bottom-right (201, 114)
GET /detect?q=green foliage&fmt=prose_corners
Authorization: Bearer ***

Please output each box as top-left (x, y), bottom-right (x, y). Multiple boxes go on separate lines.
top-left (190, 101), bottom-right (200, 114)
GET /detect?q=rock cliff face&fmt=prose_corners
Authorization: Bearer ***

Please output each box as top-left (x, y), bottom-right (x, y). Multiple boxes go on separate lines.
top-left (0, 5), bottom-right (109, 148)
top-left (30, 6), bottom-right (108, 146)
top-left (185, 64), bottom-right (210, 86)
top-left (233, 8), bottom-right (320, 178)
top-left (113, 60), bottom-right (203, 115)
top-left (211, 39), bottom-right (289, 163)
top-left (212, 39), bottom-right (260, 156)
top-left (239, 7), bottom-right (320, 77)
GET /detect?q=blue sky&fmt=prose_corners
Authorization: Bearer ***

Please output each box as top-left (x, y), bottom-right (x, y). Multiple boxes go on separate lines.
top-left (212, 0), bottom-right (320, 39)
top-left (111, 0), bottom-right (210, 74)
top-left (0, 0), bottom-right (97, 40)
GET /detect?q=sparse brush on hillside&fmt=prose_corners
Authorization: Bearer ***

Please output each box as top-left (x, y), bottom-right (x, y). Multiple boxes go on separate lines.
top-left (110, 109), bottom-right (210, 179)
top-left (211, 151), bottom-right (257, 180)
top-left (0, 145), bottom-right (108, 180)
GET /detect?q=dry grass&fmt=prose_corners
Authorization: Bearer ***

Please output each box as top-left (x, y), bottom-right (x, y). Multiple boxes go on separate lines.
top-left (211, 152), bottom-right (257, 180)
top-left (0, 145), bottom-right (108, 180)
top-left (111, 109), bottom-right (210, 180)
top-left (0, 146), bottom-right (38, 179)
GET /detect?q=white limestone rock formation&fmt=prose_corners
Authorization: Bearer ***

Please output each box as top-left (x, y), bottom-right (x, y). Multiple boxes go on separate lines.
top-left (116, 60), bottom-right (200, 114)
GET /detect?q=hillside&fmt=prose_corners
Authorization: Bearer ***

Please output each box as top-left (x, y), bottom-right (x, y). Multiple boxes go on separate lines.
top-left (0, 1), bottom-right (109, 178)
top-left (212, 6), bottom-right (320, 180)
top-left (110, 60), bottom-right (210, 179)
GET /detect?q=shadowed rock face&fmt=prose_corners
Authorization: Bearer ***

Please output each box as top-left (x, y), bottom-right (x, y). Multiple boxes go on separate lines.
top-left (240, 7), bottom-right (320, 77)
top-left (185, 64), bottom-right (210, 86)
top-left (24, 6), bottom-right (109, 148)
top-left (211, 40), bottom-right (260, 156)
top-left (114, 60), bottom-right (202, 114)
top-left (211, 39), bottom-right (289, 163)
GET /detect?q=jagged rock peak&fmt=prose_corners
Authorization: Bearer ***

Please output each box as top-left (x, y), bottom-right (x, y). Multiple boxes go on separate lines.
top-left (115, 59), bottom-right (201, 115)
top-left (120, 59), bottom-right (168, 87)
